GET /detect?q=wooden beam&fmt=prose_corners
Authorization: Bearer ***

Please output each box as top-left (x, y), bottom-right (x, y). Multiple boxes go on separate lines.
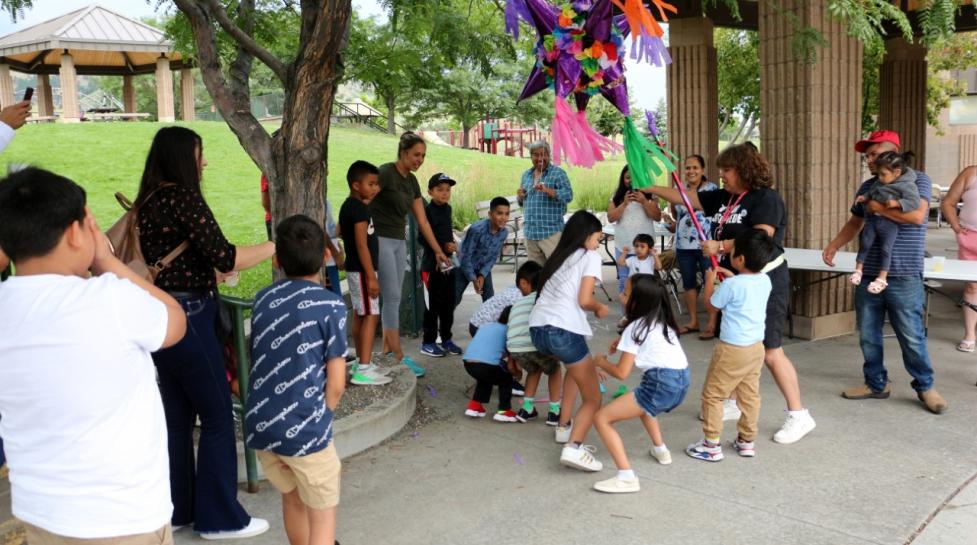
top-left (26, 49), bottom-right (51, 70)
top-left (652, 0), bottom-right (758, 29)
top-left (121, 51), bottom-right (135, 73)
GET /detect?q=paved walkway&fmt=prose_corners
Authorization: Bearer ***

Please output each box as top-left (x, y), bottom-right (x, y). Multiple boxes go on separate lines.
top-left (3, 227), bottom-right (975, 545)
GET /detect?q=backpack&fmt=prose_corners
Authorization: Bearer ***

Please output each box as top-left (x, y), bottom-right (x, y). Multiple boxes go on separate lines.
top-left (105, 188), bottom-right (189, 283)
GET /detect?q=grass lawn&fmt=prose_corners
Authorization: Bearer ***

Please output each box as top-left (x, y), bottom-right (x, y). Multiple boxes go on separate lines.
top-left (0, 121), bottom-right (644, 299)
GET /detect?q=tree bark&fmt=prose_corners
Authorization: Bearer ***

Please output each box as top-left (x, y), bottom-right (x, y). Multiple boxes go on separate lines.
top-left (461, 122), bottom-right (471, 148)
top-left (729, 111), bottom-right (753, 144)
top-left (386, 92), bottom-right (397, 134)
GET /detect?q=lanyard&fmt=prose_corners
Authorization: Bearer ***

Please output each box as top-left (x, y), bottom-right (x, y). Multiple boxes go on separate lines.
top-left (714, 191), bottom-right (748, 241)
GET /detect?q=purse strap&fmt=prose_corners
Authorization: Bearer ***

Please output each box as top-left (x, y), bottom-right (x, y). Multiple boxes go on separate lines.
top-left (133, 183), bottom-right (190, 272)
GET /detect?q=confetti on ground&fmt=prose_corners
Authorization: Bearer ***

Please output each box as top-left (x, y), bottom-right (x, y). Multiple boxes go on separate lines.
top-left (410, 431), bottom-right (419, 439)
top-left (426, 385), bottom-right (438, 397)
top-left (513, 453), bottom-right (524, 465)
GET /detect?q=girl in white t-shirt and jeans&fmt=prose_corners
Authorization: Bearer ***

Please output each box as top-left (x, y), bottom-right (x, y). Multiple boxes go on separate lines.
top-left (592, 274), bottom-right (690, 493)
top-left (529, 211), bottom-right (609, 472)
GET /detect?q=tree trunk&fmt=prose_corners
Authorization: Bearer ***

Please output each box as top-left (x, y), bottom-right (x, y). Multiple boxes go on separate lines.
top-left (729, 111), bottom-right (752, 145)
top-left (461, 121), bottom-right (471, 148)
top-left (386, 92), bottom-right (397, 134)
top-left (742, 113), bottom-right (758, 143)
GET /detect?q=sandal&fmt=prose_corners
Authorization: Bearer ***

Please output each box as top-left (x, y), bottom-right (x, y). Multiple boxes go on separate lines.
top-left (850, 270), bottom-right (862, 285)
top-left (958, 340), bottom-right (976, 353)
top-left (867, 278), bottom-right (888, 294)
top-left (698, 330), bottom-right (716, 341)
top-left (680, 325), bottom-right (700, 334)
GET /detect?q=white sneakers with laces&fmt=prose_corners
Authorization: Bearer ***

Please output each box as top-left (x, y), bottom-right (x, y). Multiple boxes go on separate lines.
top-left (772, 409), bottom-right (816, 444)
top-left (560, 444), bottom-right (603, 472)
top-left (199, 517), bottom-right (270, 540)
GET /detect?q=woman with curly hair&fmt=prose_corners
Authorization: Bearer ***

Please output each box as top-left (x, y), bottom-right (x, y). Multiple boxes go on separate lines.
top-left (644, 143), bottom-right (816, 446)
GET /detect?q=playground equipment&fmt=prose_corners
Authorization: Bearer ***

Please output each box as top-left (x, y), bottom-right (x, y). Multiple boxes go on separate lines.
top-left (476, 117), bottom-right (543, 158)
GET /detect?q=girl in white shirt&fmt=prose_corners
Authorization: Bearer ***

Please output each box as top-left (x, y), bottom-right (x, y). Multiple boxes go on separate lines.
top-left (529, 211), bottom-right (609, 472)
top-left (591, 274), bottom-right (690, 494)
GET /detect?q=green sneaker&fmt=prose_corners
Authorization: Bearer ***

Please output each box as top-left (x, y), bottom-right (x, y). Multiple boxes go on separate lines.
top-left (400, 356), bottom-right (426, 377)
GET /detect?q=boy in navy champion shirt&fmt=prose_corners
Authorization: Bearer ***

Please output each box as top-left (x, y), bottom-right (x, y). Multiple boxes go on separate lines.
top-left (246, 215), bottom-right (347, 545)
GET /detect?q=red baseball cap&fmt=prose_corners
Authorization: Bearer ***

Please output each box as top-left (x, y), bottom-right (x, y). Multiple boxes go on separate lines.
top-left (854, 130), bottom-right (901, 153)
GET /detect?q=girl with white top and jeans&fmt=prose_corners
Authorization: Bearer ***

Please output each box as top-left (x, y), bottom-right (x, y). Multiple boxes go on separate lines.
top-left (529, 211), bottom-right (610, 472)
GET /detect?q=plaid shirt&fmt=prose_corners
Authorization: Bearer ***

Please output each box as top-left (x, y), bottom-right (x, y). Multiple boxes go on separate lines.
top-left (459, 218), bottom-right (509, 282)
top-left (520, 164), bottom-right (573, 240)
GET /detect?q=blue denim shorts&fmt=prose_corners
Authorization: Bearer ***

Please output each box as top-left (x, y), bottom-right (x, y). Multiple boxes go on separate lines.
top-left (529, 325), bottom-right (590, 365)
top-left (634, 367), bottom-right (690, 417)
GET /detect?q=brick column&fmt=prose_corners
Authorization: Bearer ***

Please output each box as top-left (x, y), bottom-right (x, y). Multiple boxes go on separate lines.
top-left (37, 74), bottom-right (54, 117)
top-left (58, 52), bottom-right (81, 122)
top-left (122, 74), bottom-right (136, 113)
top-left (879, 37), bottom-right (927, 170)
top-left (155, 56), bottom-right (175, 122)
top-left (180, 68), bottom-right (195, 121)
top-left (666, 17), bottom-right (719, 182)
top-left (759, 0), bottom-right (863, 339)
top-left (0, 64), bottom-right (14, 108)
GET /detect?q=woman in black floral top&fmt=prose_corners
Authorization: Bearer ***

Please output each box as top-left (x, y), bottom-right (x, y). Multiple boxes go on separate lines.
top-left (138, 127), bottom-right (274, 538)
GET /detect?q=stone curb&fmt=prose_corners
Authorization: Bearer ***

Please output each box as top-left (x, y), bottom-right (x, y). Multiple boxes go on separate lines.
top-left (237, 368), bottom-right (417, 483)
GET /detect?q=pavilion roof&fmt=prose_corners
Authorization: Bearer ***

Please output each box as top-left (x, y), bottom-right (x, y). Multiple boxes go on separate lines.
top-left (0, 5), bottom-right (187, 76)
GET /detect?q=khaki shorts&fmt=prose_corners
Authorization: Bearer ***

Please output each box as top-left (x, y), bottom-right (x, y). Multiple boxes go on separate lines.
top-left (257, 444), bottom-right (341, 509)
top-left (512, 351), bottom-right (559, 375)
top-left (22, 522), bottom-right (172, 545)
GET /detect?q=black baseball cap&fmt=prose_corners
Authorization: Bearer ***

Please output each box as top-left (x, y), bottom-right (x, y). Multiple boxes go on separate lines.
top-left (428, 172), bottom-right (457, 189)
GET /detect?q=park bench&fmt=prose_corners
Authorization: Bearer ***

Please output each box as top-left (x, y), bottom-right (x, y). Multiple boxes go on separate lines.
top-left (471, 196), bottom-right (525, 273)
top-left (84, 112), bottom-right (151, 122)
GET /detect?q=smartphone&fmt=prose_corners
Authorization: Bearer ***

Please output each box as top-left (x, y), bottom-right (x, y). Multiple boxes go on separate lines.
top-left (22, 87), bottom-right (33, 102)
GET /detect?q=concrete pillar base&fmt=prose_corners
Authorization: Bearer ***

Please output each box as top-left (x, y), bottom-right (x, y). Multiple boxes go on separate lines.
top-left (879, 37), bottom-right (927, 170)
top-left (155, 56), bottom-right (175, 123)
top-left (59, 52), bottom-right (81, 122)
top-left (789, 310), bottom-right (856, 341)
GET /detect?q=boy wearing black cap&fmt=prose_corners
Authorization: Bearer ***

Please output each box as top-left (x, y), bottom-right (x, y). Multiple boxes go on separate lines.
top-left (420, 173), bottom-right (463, 358)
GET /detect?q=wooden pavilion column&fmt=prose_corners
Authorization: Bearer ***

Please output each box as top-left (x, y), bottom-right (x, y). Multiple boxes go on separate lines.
top-left (0, 63), bottom-right (15, 108)
top-left (37, 74), bottom-right (54, 117)
top-left (879, 37), bottom-right (927, 170)
top-left (180, 68), bottom-right (194, 121)
top-left (666, 17), bottom-right (720, 182)
top-left (155, 55), bottom-right (175, 122)
top-left (759, 0), bottom-right (863, 339)
top-left (122, 74), bottom-right (136, 113)
top-left (58, 51), bottom-right (81, 122)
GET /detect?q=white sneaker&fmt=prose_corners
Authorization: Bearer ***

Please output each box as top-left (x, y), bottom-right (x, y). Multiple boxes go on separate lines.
top-left (355, 363), bottom-right (392, 376)
top-left (560, 444), bottom-right (603, 472)
top-left (698, 399), bottom-right (741, 421)
top-left (649, 447), bottom-right (672, 465)
top-left (593, 476), bottom-right (640, 493)
top-left (350, 368), bottom-right (392, 386)
top-left (554, 422), bottom-right (572, 444)
top-left (200, 517), bottom-right (270, 540)
top-left (773, 410), bottom-right (816, 444)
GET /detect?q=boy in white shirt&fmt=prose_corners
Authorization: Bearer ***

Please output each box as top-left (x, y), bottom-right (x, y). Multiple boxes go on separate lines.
top-left (0, 167), bottom-right (186, 544)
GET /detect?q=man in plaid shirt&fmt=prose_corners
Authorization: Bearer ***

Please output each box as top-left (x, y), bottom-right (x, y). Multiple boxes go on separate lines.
top-left (517, 141), bottom-right (573, 264)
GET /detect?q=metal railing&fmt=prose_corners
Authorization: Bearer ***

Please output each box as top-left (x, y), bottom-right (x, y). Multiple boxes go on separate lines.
top-left (219, 294), bottom-right (260, 493)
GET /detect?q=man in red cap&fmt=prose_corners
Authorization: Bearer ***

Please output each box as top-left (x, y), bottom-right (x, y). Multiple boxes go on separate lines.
top-left (822, 130), bottom-right (947, 414)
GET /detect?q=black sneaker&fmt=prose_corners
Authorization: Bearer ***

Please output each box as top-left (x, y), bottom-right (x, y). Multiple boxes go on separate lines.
top-left (546, 411), bottom-right (560, 426)
top-left (516, 408), bottom-right (538, 423)
top-left (512, 381), bottom-right (525, 397)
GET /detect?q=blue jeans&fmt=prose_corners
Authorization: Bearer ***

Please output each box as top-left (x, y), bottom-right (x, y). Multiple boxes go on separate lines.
top-left (675, 248), bottom-right (713, 291)
top-left (153, 295), bottom-right (251, 532)
top-left (455, 270), bottom-right (494, 306)
top-left (530, 325), bottom-right (590, 365)
top-left (855, 274), bottom-right (935, 393)
top-left (325, 265), bottom-right (341, 296)
top-left (614, 248), bottom-right (630, 293)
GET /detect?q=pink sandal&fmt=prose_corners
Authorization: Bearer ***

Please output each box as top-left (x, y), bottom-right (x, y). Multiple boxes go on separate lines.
top-left (868, 278), bottom-right (888, 294)
top-left (850, 270), bottom-right (862, 285)
top-left (958, 340), bottom-right (976, 353)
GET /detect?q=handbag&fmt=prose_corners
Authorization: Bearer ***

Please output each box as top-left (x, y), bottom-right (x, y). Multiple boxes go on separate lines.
top-left (105, 187), bottom-right (189, 283)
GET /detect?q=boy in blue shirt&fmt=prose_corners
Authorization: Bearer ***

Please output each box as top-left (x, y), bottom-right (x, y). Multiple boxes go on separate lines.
top-left (686, 229), bottom-right (774, 462)
top-left (455, 196), bottom-right (511, 305)
top-left (246, 215), bottom-right (348, 545)
top-left (462, 306), bottom-right (520, 423)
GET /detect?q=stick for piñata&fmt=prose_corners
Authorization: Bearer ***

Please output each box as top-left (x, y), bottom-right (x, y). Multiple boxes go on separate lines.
top-left (645, 112), bottom-right (722, 278)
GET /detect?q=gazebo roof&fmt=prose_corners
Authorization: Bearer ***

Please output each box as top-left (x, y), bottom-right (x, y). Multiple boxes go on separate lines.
top-left (0, 4), bottom-right (187, 76)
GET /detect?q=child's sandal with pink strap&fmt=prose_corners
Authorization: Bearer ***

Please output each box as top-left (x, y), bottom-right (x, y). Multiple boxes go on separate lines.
top-left (850, 270), bottom-right (862, 285)
top-left (957, 340), bottom-right (976, 353)
top-left (867, 278), bottom-right (888, 294)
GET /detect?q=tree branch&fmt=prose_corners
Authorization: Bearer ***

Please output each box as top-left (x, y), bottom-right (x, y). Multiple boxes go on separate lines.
top-left (200, 0), bottom-right (288, 83)
top-left (227, 0), bottom-right (256, 110)
top-left (173, 0), bottom-right (273, 175)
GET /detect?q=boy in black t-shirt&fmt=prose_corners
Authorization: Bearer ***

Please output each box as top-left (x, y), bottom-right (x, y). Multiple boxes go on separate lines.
top-left (339, 161), bottom-right (391, 387)
top-left (420, 173), bottom-right (461, 358)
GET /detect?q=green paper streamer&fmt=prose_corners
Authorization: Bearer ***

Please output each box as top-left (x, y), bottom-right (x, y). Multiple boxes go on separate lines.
top-left (622, 116), bottom-right (675, 189)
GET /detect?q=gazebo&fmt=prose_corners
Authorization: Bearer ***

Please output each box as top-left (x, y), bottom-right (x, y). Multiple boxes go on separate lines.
top-left (0, 4), bottom-right (194, 122)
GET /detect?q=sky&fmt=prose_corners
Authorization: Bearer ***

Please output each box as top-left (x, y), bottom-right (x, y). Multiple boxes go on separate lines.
top-left (0, 0), bottom-right (666, 110)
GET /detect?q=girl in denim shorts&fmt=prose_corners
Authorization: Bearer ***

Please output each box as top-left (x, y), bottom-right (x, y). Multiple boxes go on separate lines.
top-left (528, 211), bottom-right (610, 473)
top-left (591, 274), bottom-right (690, 494)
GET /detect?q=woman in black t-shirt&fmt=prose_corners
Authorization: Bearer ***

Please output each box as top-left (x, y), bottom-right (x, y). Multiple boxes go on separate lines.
top-left (136, 127), bottom-right (275, 538)
top-left (645, 144), bottom-right (816, 445)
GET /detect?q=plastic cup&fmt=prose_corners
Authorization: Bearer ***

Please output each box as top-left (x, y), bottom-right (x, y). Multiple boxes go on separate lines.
top-left (933, 256), bottom-right (946, 272)
top-left (224, 271), bottom-right (240, 287)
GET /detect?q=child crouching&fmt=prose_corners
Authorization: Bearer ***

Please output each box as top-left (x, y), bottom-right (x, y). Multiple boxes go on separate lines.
top-left (592, 274), bottom-right (689, 493)
top-left (463, 306), bottom-right (520, 422)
